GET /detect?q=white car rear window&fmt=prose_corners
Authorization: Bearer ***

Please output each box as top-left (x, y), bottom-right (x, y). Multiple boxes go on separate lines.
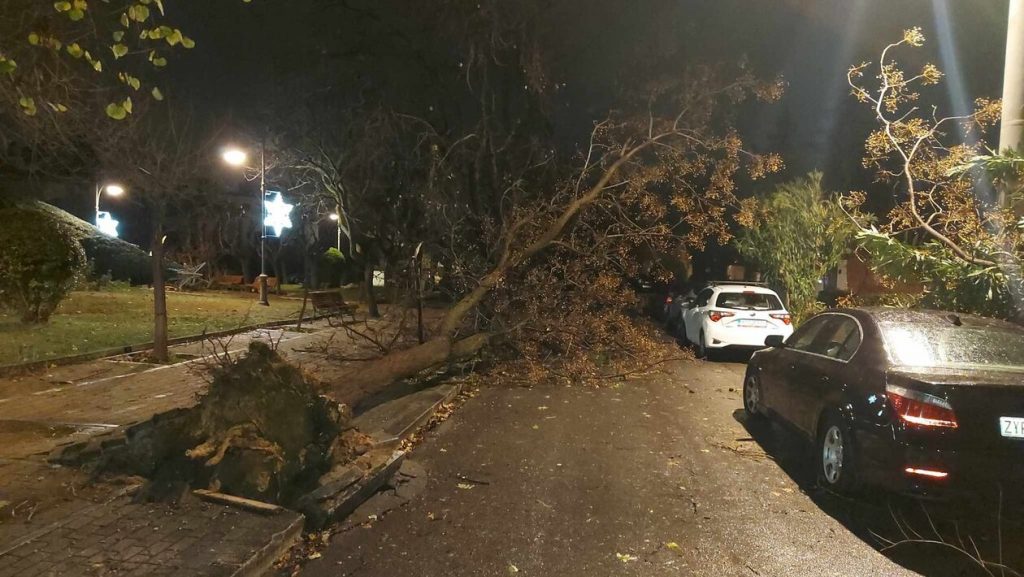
top-left (714, 291), bottom-right (783, 311)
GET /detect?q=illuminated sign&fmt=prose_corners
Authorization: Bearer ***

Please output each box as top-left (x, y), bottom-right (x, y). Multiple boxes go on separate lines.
top-left (263, 191), bottom-right (294, 238)
top-left (96, 211), bottom-right (120, 238)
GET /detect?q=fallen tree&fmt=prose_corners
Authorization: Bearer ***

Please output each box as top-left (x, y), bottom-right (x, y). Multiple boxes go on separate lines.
top-left (321, 71), bottom-right (784, 405)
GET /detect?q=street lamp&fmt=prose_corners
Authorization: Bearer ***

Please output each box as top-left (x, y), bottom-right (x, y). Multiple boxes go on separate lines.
top-left (221, 143), bottom-right (271, 306)
top-left (328, 212), bottom-right (341, 251)
top-left (94, 183), bottom-right (125, 235)
top-left (222, 148), bottom-right (248, 167)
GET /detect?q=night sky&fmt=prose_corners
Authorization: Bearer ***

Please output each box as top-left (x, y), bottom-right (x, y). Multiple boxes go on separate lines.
top-left (168, 0), bottom-right (1009, 187)
top-left (76, 0), bottom-right (1013, 246)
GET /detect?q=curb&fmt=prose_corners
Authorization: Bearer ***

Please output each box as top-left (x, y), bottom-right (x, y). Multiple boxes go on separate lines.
top-left (368, 383), bottom-right (464, 450)
top-left (296, 450), bottom-right (406, 530)
top-left (231, 514), bottom-right (306, 577)
top-left (0, 314), bottom-right (328, 377)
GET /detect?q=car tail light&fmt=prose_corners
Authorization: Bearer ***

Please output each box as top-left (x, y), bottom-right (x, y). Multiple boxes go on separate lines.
top-left (708, 311), bottom-right (735, 322)
top-left (885, 385), bottom-right (958, 429)
top-left (665, 296), bottom-right (673, 304)
top-left (770, 313), bottom-right (792, 325)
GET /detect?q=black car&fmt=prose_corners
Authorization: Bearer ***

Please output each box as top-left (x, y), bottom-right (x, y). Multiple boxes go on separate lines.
top-left (743, 308), bottom-right (1024, 497)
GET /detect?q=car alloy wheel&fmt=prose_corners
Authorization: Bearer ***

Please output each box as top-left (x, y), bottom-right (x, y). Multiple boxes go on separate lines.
top-left (743, 376), bottom-right (762, 418)
top-left (821, 425), bottom-right (844, 485)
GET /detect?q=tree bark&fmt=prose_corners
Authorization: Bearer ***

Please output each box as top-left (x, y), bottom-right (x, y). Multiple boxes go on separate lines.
top-left (304, 251), bottom-right (319, 290)
top-left (151, 223), bottom-right (169, 363)
top-left (240, 258), bottom-right (253, 284)
top-left (324, 333), bottom-right (490, 407)
top-left (273, 255), bottom-right (286, 294)
top-left (363, 262), bottom-right (380, 318)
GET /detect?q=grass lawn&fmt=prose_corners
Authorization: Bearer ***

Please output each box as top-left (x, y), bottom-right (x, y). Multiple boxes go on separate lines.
top-left (0, 288), bottom-right (308, 365)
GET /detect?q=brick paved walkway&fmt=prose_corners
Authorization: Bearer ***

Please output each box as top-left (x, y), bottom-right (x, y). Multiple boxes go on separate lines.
top-left (0, 492), bottom-right (302, 577)
top-left (0, 318), bottom-right (382, 576)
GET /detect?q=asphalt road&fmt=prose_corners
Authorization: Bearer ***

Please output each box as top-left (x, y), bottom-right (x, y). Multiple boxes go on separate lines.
top-left (303, 353), bottom-right (986, 577)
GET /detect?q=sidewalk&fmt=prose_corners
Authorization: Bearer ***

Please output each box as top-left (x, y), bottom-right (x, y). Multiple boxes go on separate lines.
top-left (0, 311), bottom-right (457, 576)
top-left (0, 319), bottom-right (353, 576)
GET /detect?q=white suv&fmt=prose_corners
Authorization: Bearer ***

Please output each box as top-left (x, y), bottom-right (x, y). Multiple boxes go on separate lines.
top-left (679, 283), bottom-right (794, 359)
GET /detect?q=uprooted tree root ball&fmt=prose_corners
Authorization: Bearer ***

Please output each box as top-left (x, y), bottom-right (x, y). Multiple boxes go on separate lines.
top-left (100, 341), bottom-right (374, 507)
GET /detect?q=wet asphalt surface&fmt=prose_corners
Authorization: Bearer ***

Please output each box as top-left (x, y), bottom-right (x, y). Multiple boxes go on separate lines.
top-left (303, 352), bottom-right (1022, 577)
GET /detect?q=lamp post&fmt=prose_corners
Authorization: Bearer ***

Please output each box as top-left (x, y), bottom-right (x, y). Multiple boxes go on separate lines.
top-left (222, 142), bottom-right (270, 306)
top-left (1001, 0), bottom-right (1024, 210)
top-left (328, 212), bottom-right (341, 251)
top-left (94, 183), bottom-right (124, 225)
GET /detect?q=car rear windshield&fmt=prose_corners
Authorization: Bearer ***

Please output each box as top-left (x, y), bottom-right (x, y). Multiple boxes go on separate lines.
top-left (714, 292), bottom-right (783, 311)
top-left (880, 322), bottom-right (1024, 371)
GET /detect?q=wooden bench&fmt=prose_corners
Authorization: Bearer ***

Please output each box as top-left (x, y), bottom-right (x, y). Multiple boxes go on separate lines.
top-left (212, 275), bottom-right (245, 290)
top-left (309, 290), bottom-right (357, 326)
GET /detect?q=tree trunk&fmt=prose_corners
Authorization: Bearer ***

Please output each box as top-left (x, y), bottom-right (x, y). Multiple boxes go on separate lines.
top-left (363, 263), bottom-right (380, 318)
top-left (151, 224), bottom-right (169, 363)
top-left (240, 258), bottom-right (253, 284)
top-left (324, 332), bottom-right (490, 407)
top-left (304, 252), bottom-right (319, 290)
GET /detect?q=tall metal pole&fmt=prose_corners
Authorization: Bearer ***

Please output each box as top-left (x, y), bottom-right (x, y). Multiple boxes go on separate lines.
top-left (1000, 0), bottom-right (1024, 208)
top-left (258, 137), bottom-right (270, 306)
top-left (94, 184), bottom-right (101, 225)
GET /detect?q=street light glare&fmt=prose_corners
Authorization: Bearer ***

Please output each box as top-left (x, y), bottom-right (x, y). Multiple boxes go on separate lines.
top-left (222, 149), bottom-right (248, 166)
top-left (105, 184), bottom-right (125, 196)
top-left (329, 213), bottom-right (340, 221)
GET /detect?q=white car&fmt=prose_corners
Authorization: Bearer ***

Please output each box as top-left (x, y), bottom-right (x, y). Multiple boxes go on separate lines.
top-left (679, 283), bottom-right (794, 359)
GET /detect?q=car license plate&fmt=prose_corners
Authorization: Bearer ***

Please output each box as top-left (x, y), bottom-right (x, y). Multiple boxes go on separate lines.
top-left (736, 319), bottom-right (767, 328)
top-left (1000, 417), bottom-right (1024, 438)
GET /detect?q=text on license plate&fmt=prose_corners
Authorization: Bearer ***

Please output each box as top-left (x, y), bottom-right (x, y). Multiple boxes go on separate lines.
top-left (1000, 417), bottom-right (1024, 438)
top-left (736, 319), bottom-right (767, 328)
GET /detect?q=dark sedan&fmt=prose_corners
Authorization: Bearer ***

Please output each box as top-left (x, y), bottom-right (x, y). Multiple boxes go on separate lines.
top-left (743, 308), bottom-right (1024, 497)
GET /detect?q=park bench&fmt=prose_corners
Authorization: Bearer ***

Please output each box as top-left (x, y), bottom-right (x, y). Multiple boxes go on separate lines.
top-left (309, 290), bottom-right (358, 326)
top-left (212, 275), bottom-right (245, 290)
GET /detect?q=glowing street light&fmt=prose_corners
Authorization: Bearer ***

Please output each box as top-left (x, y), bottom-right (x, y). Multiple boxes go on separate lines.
top-left (329, 212), bottom-right (341, 251)
top-left (222, 148), bottom-right (248, 167)
top-left (95, 183), bottom-right (125, 232)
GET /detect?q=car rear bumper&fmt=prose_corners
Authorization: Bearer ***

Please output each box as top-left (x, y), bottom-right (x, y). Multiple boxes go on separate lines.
top-left (858, 427), bottom-right (1024, 499)
top-left (705, 323), bottom-right (793, 349)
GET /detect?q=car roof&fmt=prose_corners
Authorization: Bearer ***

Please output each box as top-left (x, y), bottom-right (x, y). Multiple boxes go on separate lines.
top-left (841, 307), bottom-right (1024, 332)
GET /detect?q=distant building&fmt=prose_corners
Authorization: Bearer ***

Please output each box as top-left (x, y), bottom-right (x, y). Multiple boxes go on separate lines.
top-left (824, 251), bottom-right (923, 299)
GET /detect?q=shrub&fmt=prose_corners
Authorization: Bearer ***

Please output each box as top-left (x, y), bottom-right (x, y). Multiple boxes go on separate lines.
top-left (736, 172), bottom-right (858, 323)
top-left (0, 206), bottom-right (87, 323)
top-left (319, 248), bottom-right (346, 288)
top-left (27, 201), bottom-right (153, 285)
top-left (80, 233), bottom-right (153, 285)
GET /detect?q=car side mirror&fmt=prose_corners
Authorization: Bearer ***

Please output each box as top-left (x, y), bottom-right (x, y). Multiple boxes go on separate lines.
top-left (764, 335), bottom-right (786, 348)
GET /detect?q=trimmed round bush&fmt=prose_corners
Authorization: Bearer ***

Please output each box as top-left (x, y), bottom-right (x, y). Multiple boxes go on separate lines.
top-left (80, 233), bottom-right (153, 285)
top-left (0, 207), bottom-right (87, 323)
